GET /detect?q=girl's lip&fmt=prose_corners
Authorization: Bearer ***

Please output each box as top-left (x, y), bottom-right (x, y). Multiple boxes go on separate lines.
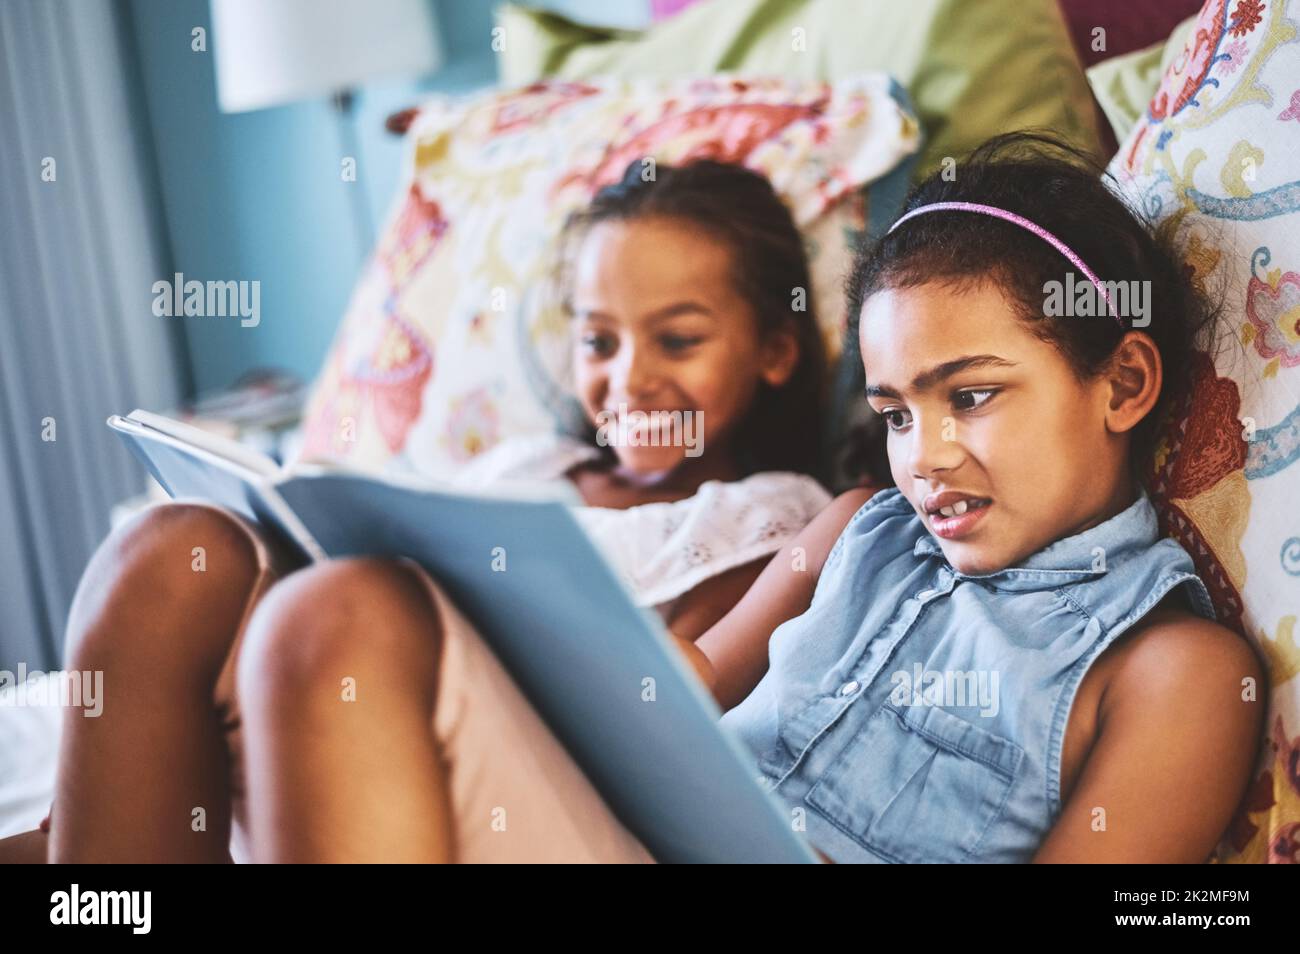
top-left (928, 500), bottom-right (992, 540)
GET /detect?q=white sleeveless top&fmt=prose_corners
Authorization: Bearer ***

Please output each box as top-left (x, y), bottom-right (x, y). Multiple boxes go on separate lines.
top-left (452, 433), bottom-right (832, 609)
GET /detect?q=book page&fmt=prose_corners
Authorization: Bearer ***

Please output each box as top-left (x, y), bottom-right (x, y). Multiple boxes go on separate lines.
top-left (123, 408), bottom-right (281, 479)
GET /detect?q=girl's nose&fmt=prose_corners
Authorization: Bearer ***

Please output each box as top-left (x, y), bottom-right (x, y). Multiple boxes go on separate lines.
top-left (612, 344), bottom-right (660, 402)
top-left (907, 412), bottom-right (965, 479)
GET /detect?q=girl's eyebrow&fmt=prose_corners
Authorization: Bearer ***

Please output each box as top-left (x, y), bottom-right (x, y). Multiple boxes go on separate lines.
top-left (576, 302), bottom-right (715, 325)
top-left (643, 302), bottom-right (715, 323)
top-left (865, 354), bottom-right (1018, 398)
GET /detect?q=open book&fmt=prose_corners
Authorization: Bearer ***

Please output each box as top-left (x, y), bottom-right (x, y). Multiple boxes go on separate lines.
top-left (108, 409), bottom-right (818, 864)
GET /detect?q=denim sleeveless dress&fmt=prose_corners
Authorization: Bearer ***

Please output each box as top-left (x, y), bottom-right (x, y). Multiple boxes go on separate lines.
top-left (718, 487), bottom-right (1217, 863)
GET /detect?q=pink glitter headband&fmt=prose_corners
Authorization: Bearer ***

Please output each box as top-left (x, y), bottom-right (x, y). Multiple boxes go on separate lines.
top-left (886, 201), bottom-right (1120, 323)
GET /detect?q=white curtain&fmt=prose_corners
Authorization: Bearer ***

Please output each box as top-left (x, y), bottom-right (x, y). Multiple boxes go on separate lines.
top-left (0, 0), bottom-right (186, 672)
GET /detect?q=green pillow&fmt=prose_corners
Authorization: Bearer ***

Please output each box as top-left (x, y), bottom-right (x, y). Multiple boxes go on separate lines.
top-left (1086, 15), bottom-right (1199, 145)
top-left (496, 0), bottom-right (1102, 181)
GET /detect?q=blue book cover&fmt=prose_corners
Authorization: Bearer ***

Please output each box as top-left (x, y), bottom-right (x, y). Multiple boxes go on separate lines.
top-left (108, 410), bottom-right (818, 864)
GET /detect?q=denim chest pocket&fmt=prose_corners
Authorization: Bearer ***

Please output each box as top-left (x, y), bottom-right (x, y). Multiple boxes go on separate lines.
top-left (806, 700), bottom-right (1025, 863)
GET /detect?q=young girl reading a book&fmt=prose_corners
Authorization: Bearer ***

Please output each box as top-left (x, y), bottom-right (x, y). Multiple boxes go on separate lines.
top-left (707, 132), bottom-right (1264, 863)
top-left (182, 132), bottom-right (1259, 865)
top-left (10, 160), bottom-right (838, 863)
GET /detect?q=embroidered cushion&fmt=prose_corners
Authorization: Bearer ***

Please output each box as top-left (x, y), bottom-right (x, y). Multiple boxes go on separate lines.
top-left (1110, 0), bottom-right (1300, 863)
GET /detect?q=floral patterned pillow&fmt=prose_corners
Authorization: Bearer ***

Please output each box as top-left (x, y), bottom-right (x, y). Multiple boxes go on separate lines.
top-left (1110, 0), bottom-right (1300, 863)
top-left (292, 75), bottom-right (920, 479)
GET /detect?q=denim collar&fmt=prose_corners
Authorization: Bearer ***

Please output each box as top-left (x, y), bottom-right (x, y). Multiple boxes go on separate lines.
top-left (911, 487), bottom-right (1160, 591)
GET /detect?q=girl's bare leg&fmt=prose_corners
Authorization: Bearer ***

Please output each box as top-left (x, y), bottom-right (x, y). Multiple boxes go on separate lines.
top-left (0, 828), bottom-right (51, 863)
top-left (236, 558), bottom-right (453, 862)
top-left (49, 503), bottom-right (268, 862)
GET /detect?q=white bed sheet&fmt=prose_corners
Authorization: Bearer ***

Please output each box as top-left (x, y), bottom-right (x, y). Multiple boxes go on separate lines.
top-left (0, 671), bottom-right (63, 838)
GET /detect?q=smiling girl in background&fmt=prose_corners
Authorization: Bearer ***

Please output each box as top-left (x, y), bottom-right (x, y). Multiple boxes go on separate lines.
top-left (452, 158), bottom-right (837, 636)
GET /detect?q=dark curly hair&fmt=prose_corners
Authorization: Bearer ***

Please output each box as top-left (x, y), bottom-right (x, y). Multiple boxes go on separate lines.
top-left (845, 130), bottom-right (1226, 488)
top-left (560, 158), bottom-right (828, 479)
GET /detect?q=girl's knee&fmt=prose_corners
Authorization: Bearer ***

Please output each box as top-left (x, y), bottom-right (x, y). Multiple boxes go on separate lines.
top-left (64, 503), bottom-right (266, 674)
top-left (236, 558), bottom-right (442, 702)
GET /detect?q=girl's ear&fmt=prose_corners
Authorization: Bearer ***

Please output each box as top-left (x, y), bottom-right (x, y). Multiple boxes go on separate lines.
top-left (759, 321), bottom-right (801, 389)
top-left (1103, 332), bottom-right (1162, 435)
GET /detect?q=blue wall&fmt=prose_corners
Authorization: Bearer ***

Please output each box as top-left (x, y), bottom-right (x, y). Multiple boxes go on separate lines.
top-left (127, 0), bottom-right (651, 398)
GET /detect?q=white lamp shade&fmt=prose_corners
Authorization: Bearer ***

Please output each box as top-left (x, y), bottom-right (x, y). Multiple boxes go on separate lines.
top-left (212, 0), bottom-right (443, 113)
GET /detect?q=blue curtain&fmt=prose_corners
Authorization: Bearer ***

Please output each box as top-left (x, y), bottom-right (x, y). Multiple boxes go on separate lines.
top-left (0, 0), bottom-right (187, 672)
